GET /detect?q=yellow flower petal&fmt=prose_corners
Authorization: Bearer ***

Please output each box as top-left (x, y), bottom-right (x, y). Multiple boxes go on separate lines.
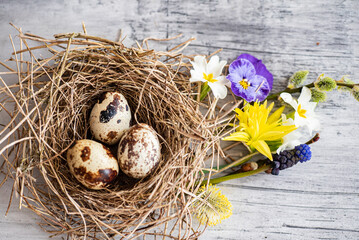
top-left (259, 125), bottom-right (297, 141)
top-left (222, 132), bottom-right (250, 142)
top-left (268, 106), bottom-right (285, 124)
top-left (252, 140), bottom-right (273, 160)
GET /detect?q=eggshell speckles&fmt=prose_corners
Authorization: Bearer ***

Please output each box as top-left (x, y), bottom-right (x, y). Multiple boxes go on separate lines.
top-left (117, 123), bottom-right (161, 179)
top-left (90, 92), bottom-right (131, 145)
top-left (67, 139), bottom-right (119, 190)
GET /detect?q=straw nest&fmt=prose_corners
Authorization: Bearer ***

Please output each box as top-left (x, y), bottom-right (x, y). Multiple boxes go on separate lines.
top-left (0, 25), bottom-right (240, 239)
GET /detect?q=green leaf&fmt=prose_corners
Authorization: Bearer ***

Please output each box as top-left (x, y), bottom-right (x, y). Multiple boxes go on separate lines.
top-left (200, 82), bottom-right (211, 101)
top-left (286, 111), bottom-right (295, 120)
top-left (267, 140), bottom-right (283, 152)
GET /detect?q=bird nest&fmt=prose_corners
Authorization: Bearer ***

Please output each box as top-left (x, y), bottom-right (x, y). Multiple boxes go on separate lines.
top-left (0, 25), bottom-right (240, 239)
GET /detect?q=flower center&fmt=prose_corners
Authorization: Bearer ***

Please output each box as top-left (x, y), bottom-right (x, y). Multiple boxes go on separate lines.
top-left (203, 73), bottom-right (218, 83)
top-left (297, 104), bottom-right (307, 118)
top-left (239, 78), bottom-right (250, 90)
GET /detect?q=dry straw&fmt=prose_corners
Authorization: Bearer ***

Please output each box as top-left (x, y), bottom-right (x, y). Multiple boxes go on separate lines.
top-left (0, 24), bottom-right (240, 239)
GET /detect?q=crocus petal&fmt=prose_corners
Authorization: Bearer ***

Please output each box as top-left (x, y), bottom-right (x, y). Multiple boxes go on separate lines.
top-left (280, 92), bottom-right (298, 109)
top-left (294, 113), bottom-right (308, 127)
top-left (216, 76), bottom-right (231, 87)
top-left (298, 86), bottom-right (312, 103)
top-left (189, 70), bottom-right (206, 83)
top-left (208, 82), bottom-right (228, 99)
top-left (308, 116), bottom-right (320, 132)
top-left (304, 101), bottom-right (317, 113)
top-left (207, 56), bottom-right (226, 77)
top-left (190, 56), bottom-right (207, 73)
top-left (277, 137), bottom-right (301, 154)
top-left (277, 114), bottom-right (302, 153)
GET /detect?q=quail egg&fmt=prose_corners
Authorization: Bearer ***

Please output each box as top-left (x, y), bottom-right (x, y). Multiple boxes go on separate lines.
top-left (67, 139), bottom-right (119, 190)
top-left (90, 92), bottom-right (131, 145)
top-left (117, 123), bottom-right (161, 179)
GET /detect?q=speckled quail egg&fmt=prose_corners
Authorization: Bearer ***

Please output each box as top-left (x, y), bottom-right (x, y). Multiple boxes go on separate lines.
top-left (67, 139), bottom-right (119, 190)
top-left (90, 92), bottom-right (131, 145)
top-left (117, 123), bottom-right (161, 179)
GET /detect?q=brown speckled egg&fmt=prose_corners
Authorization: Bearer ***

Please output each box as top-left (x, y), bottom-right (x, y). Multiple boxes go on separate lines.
top-left (67, 139), bottom-right (119, 190)
top-left (90, 92), bottom-right (131, 145)
top-left (117, 123), bottom-right (161, 179)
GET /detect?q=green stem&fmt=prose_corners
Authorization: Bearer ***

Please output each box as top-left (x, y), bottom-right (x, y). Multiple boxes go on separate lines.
top-left (337, 82), bottom-right (359, 88)
top-left (266, 81), bottom-right (359, 101)
top-left (200, 82), bottom-right (211, 101)
top-left (202, 154), bottom-right (254, 174)
top-left (202, 165), bottom-right (270, 185)
top-left (266, 83), bottom-right (314, 100)
top-left (210, 152), bottom-right (259, 177)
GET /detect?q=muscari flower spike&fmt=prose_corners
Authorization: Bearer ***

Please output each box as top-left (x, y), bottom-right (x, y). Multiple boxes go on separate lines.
top-left (223, 101), bottom-right (296, 160)
top-left (193, 185), bottom-right (232, 226)
top-left (227, 54), bottom-right (273, 102)
top-left (190, 55), bottom-right (230, 99)
top-left (288, 70), bottom-right (309, 88)
top-left (271, 144), bottom-right (312, 175)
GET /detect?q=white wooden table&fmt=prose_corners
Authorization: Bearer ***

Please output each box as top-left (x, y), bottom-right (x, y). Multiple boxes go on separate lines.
top-left (1, 0), bottom-right (358, 239)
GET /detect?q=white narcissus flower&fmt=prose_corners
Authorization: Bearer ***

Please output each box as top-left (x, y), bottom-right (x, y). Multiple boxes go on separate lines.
top-left (277, 114), bottom-right (302, 154)
top-left (189, 55), bottom-right (230, 99)
top-left (280, 86), bottom-right (320, 135)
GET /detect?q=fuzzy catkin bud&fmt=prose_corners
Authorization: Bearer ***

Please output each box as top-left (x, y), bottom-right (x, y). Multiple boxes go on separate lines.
top-left (288, 70), bottom-right (309, 88)
top-left (310, 88), bottom-right (327, 102)
top-left (337, 75), bottom-right (354, 92)
top-left (351, 85), bottom-right (359, 102)
top-left (314, 76), bottom-right (337, 91)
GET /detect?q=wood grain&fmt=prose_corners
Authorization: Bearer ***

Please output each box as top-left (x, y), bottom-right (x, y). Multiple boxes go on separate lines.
top-left (0, 0), bottom-right (358, 239)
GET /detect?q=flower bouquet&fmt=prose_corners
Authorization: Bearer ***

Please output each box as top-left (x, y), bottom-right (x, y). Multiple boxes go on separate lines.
top-left (0, 24), bottom-right (357, 239)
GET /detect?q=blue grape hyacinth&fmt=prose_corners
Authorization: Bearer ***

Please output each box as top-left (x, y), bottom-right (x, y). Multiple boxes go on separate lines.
top-left (295, 144), bottom-right (312, 163)
top-left (271, 144), bottom-right (312, 175)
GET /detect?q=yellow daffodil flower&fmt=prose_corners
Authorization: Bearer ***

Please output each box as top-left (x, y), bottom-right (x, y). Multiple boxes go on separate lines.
top-left (223, 101), bottom-right (297, 160)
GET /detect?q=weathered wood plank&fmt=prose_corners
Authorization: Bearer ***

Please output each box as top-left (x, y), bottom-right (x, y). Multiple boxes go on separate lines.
top-left (0, 0), bottom-right (358, 239)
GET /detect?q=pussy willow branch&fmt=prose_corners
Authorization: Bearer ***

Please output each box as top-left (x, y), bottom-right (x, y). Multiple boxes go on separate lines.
top-left (266, 81), bottom-right (359, 100)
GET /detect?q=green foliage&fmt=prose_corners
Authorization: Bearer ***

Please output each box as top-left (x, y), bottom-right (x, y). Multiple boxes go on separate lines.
top-left (200, 82), bottom-right (211, 101)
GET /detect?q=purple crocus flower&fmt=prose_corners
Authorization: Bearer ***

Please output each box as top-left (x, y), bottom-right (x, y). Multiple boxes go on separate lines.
top-left (227, 54), bottom-right (273, 102)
